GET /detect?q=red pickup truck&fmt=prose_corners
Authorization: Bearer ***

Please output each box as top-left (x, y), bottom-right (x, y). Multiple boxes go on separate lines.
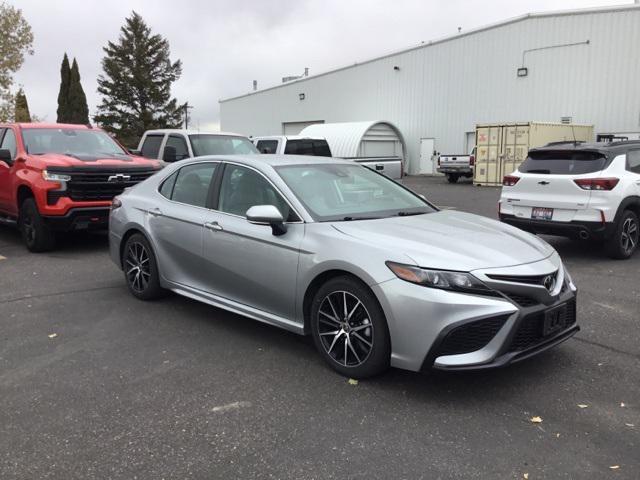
top-left (0, 123), bottom-right (161, 252)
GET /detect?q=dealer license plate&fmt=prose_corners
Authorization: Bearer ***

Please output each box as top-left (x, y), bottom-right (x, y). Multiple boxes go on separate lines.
top-left (531, 207), bottom-right (554, 220)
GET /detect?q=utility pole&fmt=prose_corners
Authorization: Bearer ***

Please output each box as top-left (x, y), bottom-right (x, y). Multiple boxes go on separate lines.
top-left (183, 103), bottom-right (193, 129)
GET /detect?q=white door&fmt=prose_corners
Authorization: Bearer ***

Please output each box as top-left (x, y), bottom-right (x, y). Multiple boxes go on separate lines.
top-left (419, 138), bottom-right (435, 175)
top-left (465, 131), bottom-right (476, 154)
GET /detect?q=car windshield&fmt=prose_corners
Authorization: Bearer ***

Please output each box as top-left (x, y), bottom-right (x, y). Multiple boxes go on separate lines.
top-left (22, 128), bottom-right (127, 158)
top-left (189, 135), bottom-right (259, 156)
top-left (519, 151), bottom-right (608, 175)
top-left (276, 163), bottom-right (435, 221)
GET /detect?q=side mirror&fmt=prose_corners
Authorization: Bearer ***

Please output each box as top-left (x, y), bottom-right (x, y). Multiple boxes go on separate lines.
top-left (246, 205), bottom-right (287, 236)
top-left (0, 149), bottom-right (13, 166)
top-left (129, 149), bottom-right (141, 156)
top-left (163, 145), bottom-right (177, 162)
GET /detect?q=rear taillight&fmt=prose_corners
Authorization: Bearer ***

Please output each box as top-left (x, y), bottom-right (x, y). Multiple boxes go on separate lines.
top-left (469, 155), bottom-right (475, 167)
top-left (503, 175), bottom-right (520, 187)
top-left (573, 178), bottom-right (619, 191)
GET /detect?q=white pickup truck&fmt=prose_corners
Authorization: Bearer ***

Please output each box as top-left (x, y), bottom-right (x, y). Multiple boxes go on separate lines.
top-left (437, 147), bottom-right (476, 183)
top-left (253, 135), bottom-right (403, 179)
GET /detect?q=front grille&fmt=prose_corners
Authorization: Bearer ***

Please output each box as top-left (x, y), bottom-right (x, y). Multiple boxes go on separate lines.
top-left (504, 293), bottom-right (539, 307)
top-left (48, 167), bottom-right (157, 202)
top-left (508, 299), bottom-right (576, 352)
top-left (487, 271), bottom-right (558, 286)
top-left (437, 316), bottom-right (509, 356)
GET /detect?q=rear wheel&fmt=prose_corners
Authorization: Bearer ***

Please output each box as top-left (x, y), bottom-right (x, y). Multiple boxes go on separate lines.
top-left (122, 233), bottom-right (165, 300)
top-left (310, 276), bottom-right (390, 378)
top-left (19, 198), bottom-right (56, 252)
top-left (446, 174), bottom-right (459, 184)
top-left (605, 210), bottom-right (638, 259)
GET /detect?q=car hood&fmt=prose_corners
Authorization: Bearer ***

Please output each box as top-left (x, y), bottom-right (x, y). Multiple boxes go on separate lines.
top-left (331, 210), bottom-right (554, 271)
top-left (32, 153), bottom-right (159, 169)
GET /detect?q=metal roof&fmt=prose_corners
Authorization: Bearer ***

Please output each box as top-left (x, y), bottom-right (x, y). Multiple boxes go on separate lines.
top-left (220, 3), bottom-right (640, 103)
top-left (300, 121), bottom-right (405, 158)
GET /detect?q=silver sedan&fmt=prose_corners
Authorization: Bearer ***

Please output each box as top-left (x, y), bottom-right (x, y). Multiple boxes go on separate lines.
top-left (109, 155), bottom-right (579, 378)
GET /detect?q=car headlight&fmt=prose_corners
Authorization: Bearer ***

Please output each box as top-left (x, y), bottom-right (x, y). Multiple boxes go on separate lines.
top-left (42, 170), bottom-right (71, 182)
top-left (386, 261), bottom-right (491, 293)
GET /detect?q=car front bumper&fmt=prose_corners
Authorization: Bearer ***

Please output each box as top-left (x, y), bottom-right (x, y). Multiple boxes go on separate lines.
top-left (372, 254), bottom-right (578, 372)
top-left (43, 207), bottom-right (111, 231)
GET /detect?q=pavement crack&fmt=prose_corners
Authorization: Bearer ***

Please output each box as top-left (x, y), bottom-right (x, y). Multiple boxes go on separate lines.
top-left (0, 285), bottom-right (123, 305)
top-left (574, 336), bottom-right (640, 360)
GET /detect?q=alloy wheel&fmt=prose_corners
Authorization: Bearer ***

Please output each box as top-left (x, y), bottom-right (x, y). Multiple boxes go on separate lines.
top-left (125, 242), bottom-right (151, 293)
top-left (621, 216), bottom-right (638, 255)
top-left (317, 291), bottom-right (374, 367)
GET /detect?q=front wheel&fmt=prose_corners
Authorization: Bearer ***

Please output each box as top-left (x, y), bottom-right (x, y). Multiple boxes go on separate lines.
top-left (19, 198), bottom-right (56, 252)
top-left (310, 276), bottom-right (390, 378)
top-left (605, 210), bottom-right (639, 259)
top-left (122, 233), bottom-right (165, 300)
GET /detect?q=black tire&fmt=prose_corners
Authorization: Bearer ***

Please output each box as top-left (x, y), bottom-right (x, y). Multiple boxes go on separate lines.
top-left (310, 276), bottom-right (391, 378)
top-left (122, 233), bottom-right (165, 300)
top-left (19, 198), bottom-right (56, 252)
top-left (605, 210), bottom-right (639, 259)
top-left (446, 174), bottom-right (459, 184)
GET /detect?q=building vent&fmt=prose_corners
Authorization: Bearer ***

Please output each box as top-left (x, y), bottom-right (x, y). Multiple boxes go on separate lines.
top-left (561, 116), bottom-right (572, 124)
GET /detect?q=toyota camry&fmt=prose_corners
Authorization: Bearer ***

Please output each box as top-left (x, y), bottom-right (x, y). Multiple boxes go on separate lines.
top-left (109, 155), bottom-right (579, 378)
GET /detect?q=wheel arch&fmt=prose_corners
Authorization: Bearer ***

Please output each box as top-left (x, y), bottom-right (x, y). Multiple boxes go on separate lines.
top-left (613, 196), bottom-right (640, 224)
top-left (17, 184), bottom-right (35, 208)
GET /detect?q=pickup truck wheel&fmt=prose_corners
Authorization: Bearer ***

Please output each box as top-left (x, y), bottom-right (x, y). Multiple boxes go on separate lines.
top-left (605, 210), bottom-right (638, 259)
top-left (19, 198), bottom-right (56, 252)
top-left (446, 174), bottom-right (459, 183)
top-left (122, 233), bottom-right (165, 300)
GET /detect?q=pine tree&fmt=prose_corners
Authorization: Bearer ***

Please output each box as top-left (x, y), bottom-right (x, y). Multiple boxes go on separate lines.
top-left (14, 87), bottom-right (31, 122)
top-left (95, 11), bottom-right (183, 144)
top-left (56, 53), bottom-right (71, 123)
top-left (67, 58), bottom-right (89, 124)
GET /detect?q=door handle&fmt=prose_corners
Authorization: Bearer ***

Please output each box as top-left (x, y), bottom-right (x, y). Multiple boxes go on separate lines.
top-left (148, 208), bottom-right (163, 217)
top-left (204, 221), bottom-right (223, 232)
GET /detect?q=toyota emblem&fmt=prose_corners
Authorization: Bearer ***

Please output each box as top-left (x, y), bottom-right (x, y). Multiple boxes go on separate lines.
top-left (543, 275), bottom-right (555, 291)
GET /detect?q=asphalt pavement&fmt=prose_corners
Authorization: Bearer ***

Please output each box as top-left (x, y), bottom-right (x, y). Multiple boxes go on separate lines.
top-left (0, 175), bottom-right (638, 479)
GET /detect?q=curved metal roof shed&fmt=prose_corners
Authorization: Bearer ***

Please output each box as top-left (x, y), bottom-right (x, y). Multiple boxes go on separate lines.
top-left (300, 121), bottom-right (406, 161)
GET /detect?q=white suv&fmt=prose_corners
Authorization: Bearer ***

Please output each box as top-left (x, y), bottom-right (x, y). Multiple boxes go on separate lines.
top-left (499, 141), bottom-right (640, 259)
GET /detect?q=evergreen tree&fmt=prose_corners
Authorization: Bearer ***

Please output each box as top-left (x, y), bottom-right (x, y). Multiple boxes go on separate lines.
top-left (14, 87), bottom-right (31, 122)
top-left (56, 53), bottom-right (71, 122)
top-left (67, 58), bottom-right (89, 124)
top-left (95, 11), bottom-right (183, 144)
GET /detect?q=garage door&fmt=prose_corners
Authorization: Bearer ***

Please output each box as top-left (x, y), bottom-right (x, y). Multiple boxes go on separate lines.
top-left (359, 123), bottom-right (402, 157)
top-left (282, 121), bottom-right (324, 135)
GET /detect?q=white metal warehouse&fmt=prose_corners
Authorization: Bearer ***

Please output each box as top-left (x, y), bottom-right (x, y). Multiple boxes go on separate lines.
top-left (219, 4), bottom-right (640, 175)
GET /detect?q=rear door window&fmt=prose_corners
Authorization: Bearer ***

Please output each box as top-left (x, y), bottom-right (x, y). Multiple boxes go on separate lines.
top-left (171, 163), bottom-right (218, 208)
top-left (256, 140), bottom-right (278, 154)
top-left (519, 151), bottom-right (607, 175)
top-left (284, 140), bottom-right (314, 155)
top-left (140, 135), bottom-right (164, 159)
top-left (312, 140), bottom-right (331, 156)
top-left (626, 150), bottom-right (640, 174)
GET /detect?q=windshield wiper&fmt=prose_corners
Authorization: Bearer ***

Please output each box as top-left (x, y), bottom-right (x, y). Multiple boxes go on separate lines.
top-left (397, 211), bottom-right (427, 217)
top-left (341, 216), bottom-right (380, 221)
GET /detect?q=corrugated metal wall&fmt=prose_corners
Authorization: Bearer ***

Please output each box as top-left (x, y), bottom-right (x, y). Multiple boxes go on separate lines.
top-left (220, 6), bottom-right (640, 173)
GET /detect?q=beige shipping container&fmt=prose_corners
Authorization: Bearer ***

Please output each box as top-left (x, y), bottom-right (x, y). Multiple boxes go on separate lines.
top-left (473, 122), bottom-right (594, 186)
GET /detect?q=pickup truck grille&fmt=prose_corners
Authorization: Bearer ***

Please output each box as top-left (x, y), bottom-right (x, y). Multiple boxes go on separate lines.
top-left (47, 167), bottom-right (158, 203)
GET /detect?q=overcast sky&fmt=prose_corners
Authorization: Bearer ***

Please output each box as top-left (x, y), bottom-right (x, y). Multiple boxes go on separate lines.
top-left (13, 0), bottom-right (631, 131)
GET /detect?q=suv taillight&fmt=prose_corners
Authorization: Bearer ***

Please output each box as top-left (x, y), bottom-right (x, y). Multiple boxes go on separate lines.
top-left (503, 175), bottom-right (520, 187)
top-left (574, 178), bottom-right (619, 191)
top-left (469, 155), bottom-right (475, 167)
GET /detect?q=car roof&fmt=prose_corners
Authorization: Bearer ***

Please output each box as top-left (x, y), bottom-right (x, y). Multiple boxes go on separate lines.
top-left (11, 123), bottom-right (96, 130)
top-left (144, 129), bottom-right (248, 137)
top-left (530, 140), bottom-right (640, 156)
top-left (184, 154), bottom-right (352, 169)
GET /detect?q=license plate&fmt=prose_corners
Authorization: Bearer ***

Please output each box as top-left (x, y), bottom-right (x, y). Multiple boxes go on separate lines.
top-left (531, 207), bottom-right (553, 220)
top-left (543, 305), bottom-right (567, 336)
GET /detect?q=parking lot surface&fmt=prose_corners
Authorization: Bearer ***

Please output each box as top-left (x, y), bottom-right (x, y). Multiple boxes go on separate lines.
top-left (1, 176), bottom-right (638, 479)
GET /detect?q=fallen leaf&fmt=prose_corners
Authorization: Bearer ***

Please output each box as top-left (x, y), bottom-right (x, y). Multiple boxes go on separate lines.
top-left (620, 402), bottom-right (625, 407)
top-left (348, 378), bottom-right (358, 385)
top-left (556, 433), bottom-right (561, 438)
top-left (578, 404), bottom-right (589, 409)
top-left (523, 473), bottom-right (529, 479)
top-left (48, 333), bottom-right (58, 339)
top-left (530, 416), bottom-right (543, 424)
top-left (609, 465), bottom-right (620, 470)
top-left (625, 423), bottom-right (634, 428)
